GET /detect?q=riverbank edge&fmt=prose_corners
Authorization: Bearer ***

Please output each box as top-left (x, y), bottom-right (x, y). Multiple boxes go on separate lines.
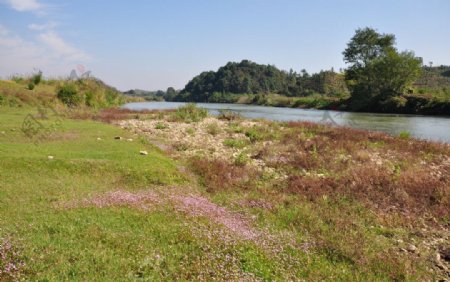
top-left (161, 93), bottom-right (450, 116)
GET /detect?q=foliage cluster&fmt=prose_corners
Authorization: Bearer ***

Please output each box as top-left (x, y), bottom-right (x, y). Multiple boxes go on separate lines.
top-left (170, 103), bottom-right (208, 122)
top-left (174, 60), bottom-right (348, 102)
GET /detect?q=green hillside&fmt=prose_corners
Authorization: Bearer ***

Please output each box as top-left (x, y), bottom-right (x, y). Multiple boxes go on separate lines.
top-left (0, 75), bottom-right (131, 109)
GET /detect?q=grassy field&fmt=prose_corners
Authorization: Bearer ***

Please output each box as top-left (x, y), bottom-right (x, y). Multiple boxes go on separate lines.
top-left (1, 106), bottom-right (449, 281)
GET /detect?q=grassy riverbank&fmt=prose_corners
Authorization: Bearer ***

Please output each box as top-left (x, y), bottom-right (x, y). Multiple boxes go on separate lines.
top-left (1, 105), bottom-right (449, 280)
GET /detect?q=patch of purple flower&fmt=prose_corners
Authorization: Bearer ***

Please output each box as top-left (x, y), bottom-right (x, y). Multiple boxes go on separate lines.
top-left (173, 195), bottom-right (259, 240)
top-left (0, 237), bottom-right (24, 280)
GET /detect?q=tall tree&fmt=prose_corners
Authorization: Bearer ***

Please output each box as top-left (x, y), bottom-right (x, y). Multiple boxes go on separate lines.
top-left (343, 28), bottom-right (422, 109)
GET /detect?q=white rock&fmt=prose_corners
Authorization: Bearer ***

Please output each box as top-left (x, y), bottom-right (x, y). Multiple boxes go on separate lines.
top-left (140, 150), bottom-right (148, 156)
top-left (407, 244), bottom-right (417, 252)
top-left (96, 137), bottom-right (102, 140)
top-left (127, 138), bottom-right (133, 142)
top-left (48, 156), bottom-right (54, 160)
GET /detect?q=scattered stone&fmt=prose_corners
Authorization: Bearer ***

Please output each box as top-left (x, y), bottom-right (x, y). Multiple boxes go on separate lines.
top-left (48, 156), bottom-right (54, 160)
top-left (407, 244), bottom-right (417, 253)
top-left (127, 138), bottom-right (133, 142)
top-left (97, 137), bottom-right (102, 141)
top-left (441, 248), bottom-right (450, 262)
top-left (139, 150), bottom-right (148, 156)
top-left (114, 136), bottom-right (122, 140)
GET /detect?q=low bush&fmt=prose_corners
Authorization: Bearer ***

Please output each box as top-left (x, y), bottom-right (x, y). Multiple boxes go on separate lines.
top-left (57, 83), bottom-right (81, 107)
top-left (32, 71), bottom-right (42, 85)
top-left (234, 152), bottom-right (249, 166)
top-left (171, 104), bottom-right (207, 122)
top-left (185, 127), bottom-right (195, 136)
top-left (223, 138), bottom-right (248, 148)
top-left (217, 109), bottom-right (242, 121)
top-left (206, 122), bottom-right (221, 136)
top-left (398, 131), bottom-right (411, 139)
top-left (155, 122), bottom-right (168, 130)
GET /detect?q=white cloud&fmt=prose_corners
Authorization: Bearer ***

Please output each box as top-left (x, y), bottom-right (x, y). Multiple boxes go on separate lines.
top-left (6, 0), bottom-right (43, 12)
top-left (39, 31), bottom-right (90, 61)
top-left (28, 21), bottom-right (58, 31)
top-left (0, 24), bottom-right (90, 78)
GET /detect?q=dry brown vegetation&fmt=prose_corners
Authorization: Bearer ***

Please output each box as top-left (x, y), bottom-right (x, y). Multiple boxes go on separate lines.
top-left (95, 108), bottom-right (175, 123)
top-left (112, 106), bottom-right (449, 280)
top-left (265, 122), bottom-right (450, 223)
top-left (189, 157), bottom-right (260, 193)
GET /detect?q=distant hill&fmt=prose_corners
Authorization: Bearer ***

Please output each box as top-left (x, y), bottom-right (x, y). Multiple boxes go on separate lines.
top-left (0, 76), bottom-right (128, 108)
top-left (173, 60), bottom-right (349, 102)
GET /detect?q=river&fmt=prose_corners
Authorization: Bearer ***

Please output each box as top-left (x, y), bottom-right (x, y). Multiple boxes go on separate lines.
top-left (123, 102), bottom-right (450, 143)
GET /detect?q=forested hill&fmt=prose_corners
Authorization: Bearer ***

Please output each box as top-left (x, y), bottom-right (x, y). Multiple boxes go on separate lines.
top-left (172, 60), bottom-right (348, 102)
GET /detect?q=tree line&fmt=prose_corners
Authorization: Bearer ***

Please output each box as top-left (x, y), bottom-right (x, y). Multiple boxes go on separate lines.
top-left (126, 27), bottom-right (449, 113)
top-left (169, 60), bottom-right (349, 103)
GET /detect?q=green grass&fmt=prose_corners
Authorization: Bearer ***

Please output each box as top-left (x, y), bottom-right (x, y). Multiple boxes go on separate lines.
top-left (0, 107), bottom-right (191, 280)
top-left (0, 106), bottom-right (443, 280)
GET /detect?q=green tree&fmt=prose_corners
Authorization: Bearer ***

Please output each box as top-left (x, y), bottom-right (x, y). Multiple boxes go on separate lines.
top-left (344, 28), bottom-right (422, 109)
top-left (164, 87), bottom-right (177, 101)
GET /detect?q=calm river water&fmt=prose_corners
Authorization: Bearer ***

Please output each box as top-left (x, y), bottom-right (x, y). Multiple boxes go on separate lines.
top-left (123, 102), bottom-right (450, 143)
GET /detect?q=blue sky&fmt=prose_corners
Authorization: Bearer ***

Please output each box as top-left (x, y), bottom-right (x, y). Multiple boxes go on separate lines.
top-left (1, 0), bottom-right (449, 91)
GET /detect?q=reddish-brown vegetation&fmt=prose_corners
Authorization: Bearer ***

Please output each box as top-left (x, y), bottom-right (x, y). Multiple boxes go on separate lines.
top-left (189, 157), bottom-right (259, 193)
top-left (272, 122), bottom-right (450, 222)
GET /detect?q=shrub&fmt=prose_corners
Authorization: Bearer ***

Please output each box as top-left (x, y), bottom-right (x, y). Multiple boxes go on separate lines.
top-left (223, 138), bottom-right (248, 148)
top-left (155, 122), bottom-right (167, 130)
top-left (32, 71), bottom-right (42, 85)
top-left (206, 122), bottom-right (221, 136)
top-left (228, 122), bottom-right (244, 133)
top-left (234, 152), bottom-right (249, 166)
top-left (218, 109), bottom-right (242, 121)
top-left (11, 76), bottom-right (23, 83)
top-left (57, 83), bottom-right (81, 107)
top-left (185, 127), bottom-right (195, 136)
top-left (105, 90), bottom-right (119, 105)
top-left (27, 82), bottom-right (35, 90)
top-left (172, 103), bottom-right (207, 122)
top-left (398, 131), bottom-right (411, 139)
top-left (85, 91), bottom-right (94, 107)
top-left (245, 127), bottom-right (265, 142)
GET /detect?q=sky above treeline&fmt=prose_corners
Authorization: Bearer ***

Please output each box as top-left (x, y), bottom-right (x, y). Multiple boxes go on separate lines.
top-left (1, 0), bottom-right (449, 91)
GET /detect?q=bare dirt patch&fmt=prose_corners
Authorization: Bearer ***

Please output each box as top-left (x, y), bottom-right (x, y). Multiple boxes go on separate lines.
top-left (64, 190), bottom-right (161, 210)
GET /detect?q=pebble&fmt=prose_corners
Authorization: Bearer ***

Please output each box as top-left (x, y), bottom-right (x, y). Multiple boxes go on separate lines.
top-left (140, 150), bottom-right (148, 156)
top-left (407, 244), bottom-right (417, 253)
top-left (97, 137), bottom-right (102, 140)
top-left (127, 138), bottom-right (133, 142)
top-left (114, 136), bottom-right (122, 140)
top-left (48, 156), bottom-right (54, 160)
